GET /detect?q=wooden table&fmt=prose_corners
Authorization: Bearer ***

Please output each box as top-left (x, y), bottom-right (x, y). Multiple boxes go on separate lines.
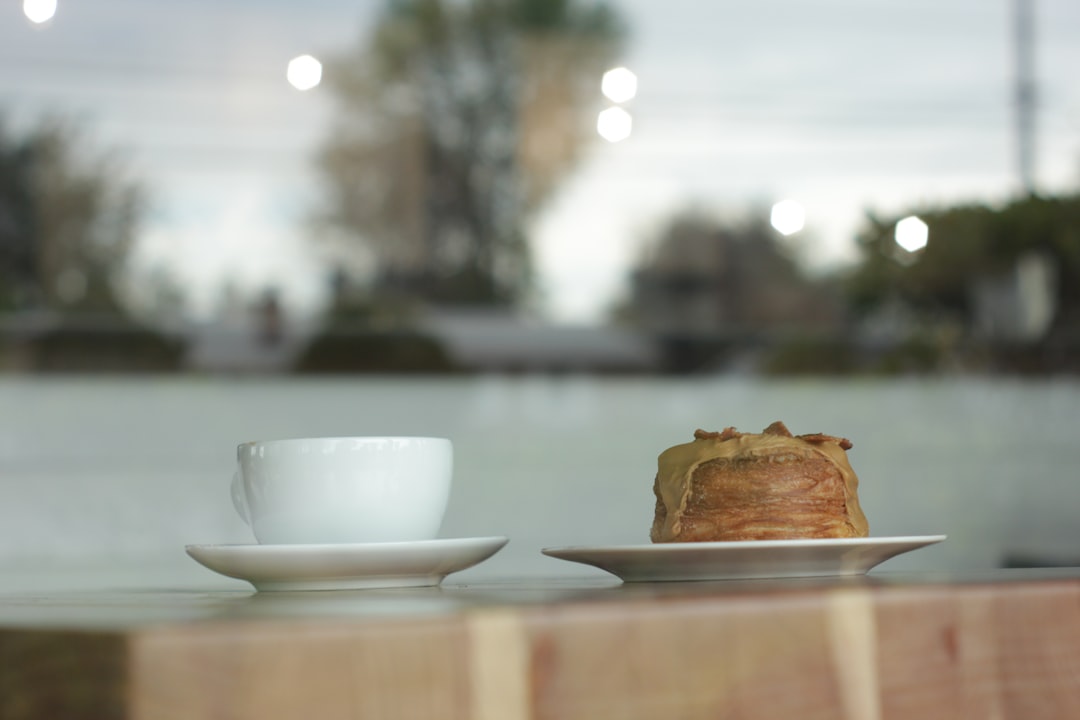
top-left (2, 569), bottom-right (1080, 719)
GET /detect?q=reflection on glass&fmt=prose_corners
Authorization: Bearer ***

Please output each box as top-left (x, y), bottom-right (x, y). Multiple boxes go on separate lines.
top-left (597, 106), bottom-right (632, 143)
top-left (286, 54), bottom-right (322, 91)
top-left (1, 1), bottom-right (1077, 380)
top-left (601, 67), bottom-right (637, 103)
top-left (770, 199), bottom-right (805, 236)
top-left (895, 215), bottom-right (929, 253)
top-left (23, 0), bottom-right (57, 24)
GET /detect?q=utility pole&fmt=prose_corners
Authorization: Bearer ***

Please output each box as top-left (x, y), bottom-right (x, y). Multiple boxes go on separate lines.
top-left (1014, 0), bottom-right (1037, 195)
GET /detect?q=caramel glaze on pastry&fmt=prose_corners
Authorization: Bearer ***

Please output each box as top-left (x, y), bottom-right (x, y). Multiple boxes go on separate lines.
top-left (650, 421), bottom-right (869, 542)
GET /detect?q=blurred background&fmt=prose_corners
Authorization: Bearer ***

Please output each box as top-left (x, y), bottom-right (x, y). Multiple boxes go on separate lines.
top-left (1, 0), bottom-right (1079, 589)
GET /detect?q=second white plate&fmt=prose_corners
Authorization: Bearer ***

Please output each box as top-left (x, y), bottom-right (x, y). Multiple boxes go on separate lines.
top-left (541, 535), bottom-right (946, 582)
top-left (187, 536), bottom-right (509, 591)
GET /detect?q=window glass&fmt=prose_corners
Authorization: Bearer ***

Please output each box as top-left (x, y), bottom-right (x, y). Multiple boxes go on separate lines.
top-left (1, 0), bottom-right (1078, 374)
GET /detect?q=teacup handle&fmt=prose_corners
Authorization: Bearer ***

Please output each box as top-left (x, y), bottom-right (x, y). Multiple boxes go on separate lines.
top-left (230, 469), bottom-right (250, 524)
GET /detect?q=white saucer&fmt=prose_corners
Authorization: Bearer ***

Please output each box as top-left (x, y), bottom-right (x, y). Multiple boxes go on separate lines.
top-left (541, 535), bottom-right (946, 583)
top-left (186, 536), bottom-right (509, 591)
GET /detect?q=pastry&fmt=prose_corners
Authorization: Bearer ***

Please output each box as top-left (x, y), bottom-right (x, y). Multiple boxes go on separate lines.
top-left (650, 421), bottom-right (869, 542)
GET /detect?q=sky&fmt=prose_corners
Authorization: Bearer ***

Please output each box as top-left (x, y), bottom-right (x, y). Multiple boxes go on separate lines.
top-left (2, 0), bottom-right (1079, 324)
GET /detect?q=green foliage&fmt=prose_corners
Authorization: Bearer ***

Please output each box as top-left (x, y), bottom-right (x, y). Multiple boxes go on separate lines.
top-left (760, 335), bottom-right (858, 376)
top-left (846, 193), bottom-right (1080, 335)
top-left (12, 320), bottom-right (185, 373)
top-left (0, 118), bottom-right (142, 315)
top-left (293, 330), bottom-right (457, 374)
top-left (509, 0), bottom-right (623, 34)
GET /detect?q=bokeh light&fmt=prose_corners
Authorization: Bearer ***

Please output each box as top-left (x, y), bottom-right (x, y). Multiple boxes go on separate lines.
top-left (286, 55), bottom-right (322, 91)
top-left (770, 199), bottom-right (805, 236)
top-left (601, 67), bottom-right (638, 104)
top-left (23, 0), bottom-right (57, 24)
top-left (895, 215), bottom-right (929, 252)
top-left (597, 107), bottom-right (633, 143)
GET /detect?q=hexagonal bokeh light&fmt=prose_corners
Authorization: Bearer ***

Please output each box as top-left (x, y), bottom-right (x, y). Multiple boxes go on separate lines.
top-left (23, 0), bottom-right (57, 24)
top-left (601, 67), bottom-right (638, 104)
top-left (770, 199), bottom-right (806, 236)
top-left (597, 106), bottom-right (633, 143)
top-left (286, 55), bottom-right (323, 91)
top-left (895, 215), bottom-right (929, 253)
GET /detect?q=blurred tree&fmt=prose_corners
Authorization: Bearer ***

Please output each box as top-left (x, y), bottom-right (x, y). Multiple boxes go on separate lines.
top-left (620, 210), bottom-right (844, 336)
top-left (616, 209), bottom-right (846, 372)
top-left (846, 194), bottom-right (1080, 342)
top-left (0, 118), bottom-right (141, 315)
top-left (314, 0), bottom-right (624, 309)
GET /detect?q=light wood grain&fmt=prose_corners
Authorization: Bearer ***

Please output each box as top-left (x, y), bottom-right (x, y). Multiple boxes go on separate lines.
top-left (129, 617), bottom-right (470, 720)
top-left (467, 609), bottom-right (531, 720)
top-left (2, 575), bottom-right (1080, 719)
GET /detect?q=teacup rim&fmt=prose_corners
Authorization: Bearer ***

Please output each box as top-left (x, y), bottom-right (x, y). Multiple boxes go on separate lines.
top-left (238, 436), bottom-right (451, 448)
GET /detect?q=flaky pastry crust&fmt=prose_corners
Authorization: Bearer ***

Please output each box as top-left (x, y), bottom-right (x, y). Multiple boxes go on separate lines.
top-left (651, 421), bottom-right (869, 542)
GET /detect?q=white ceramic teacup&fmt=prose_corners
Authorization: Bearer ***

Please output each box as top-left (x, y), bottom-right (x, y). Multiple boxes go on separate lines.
top-left (231, 436), bottom-right (453, 545)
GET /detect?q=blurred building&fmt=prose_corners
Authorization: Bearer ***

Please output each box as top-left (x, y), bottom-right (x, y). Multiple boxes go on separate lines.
top-left (628, 216), bottom-right (842, 335)
top-left (970, 252), bottom-right (1057, 343)
top-left (622, 215), bottom-right (845, 372)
